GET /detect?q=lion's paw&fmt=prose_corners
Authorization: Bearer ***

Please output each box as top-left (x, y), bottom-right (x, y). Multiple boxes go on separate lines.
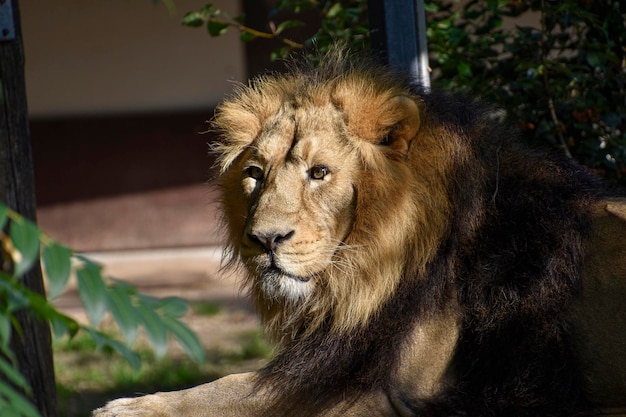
top-left (92, 395), bottom-right (169, 417)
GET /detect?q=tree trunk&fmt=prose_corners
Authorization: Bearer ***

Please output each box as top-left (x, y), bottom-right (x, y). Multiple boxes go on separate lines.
top-left (0, 1), bottom-right (58, 416)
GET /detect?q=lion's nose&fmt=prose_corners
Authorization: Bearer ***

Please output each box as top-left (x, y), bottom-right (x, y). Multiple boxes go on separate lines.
top-left (247, 230), bottom-right (295, 252)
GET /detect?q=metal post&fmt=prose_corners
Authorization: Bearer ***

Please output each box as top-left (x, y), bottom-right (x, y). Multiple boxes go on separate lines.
top-left (368, 0), bottom-right (431, 88)
top-left (0, 0), bottom-right (16, 41)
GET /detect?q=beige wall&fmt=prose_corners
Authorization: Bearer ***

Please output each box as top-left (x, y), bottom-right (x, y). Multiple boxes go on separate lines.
top-left (21, 0), bottom-right (245, 117)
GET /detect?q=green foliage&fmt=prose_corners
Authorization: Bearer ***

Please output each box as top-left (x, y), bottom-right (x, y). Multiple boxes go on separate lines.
top-left (180, 2), bottom-right (368, 60)
top-left (0, 202), bottom-right (205, 417)
top-left (428, 0), bottom-right (626, 184)
top-left (238, 331), bottom-right (272, 360)
top-left (182, 4), bottom-right (290, 45)
top-left (179, 0), bottom-right (626, 185)
top-left (191, 300), bottom-right (221, 316)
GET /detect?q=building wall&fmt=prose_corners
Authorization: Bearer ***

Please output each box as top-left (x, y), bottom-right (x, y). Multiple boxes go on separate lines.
top-left (21, 0), bottom-right (245, 117)
top-left (21, 1), bottom-right (247, 210)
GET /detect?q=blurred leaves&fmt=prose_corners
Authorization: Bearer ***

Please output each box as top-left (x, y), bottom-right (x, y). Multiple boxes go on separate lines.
top-left (0, 202), bottom-right (205, 417)
top-left (41, 243), bottom-right (72, 300)
top-left (9, 219), bottom-right (40, 278)
top-left (181, 3), bottom-right (303, 47)
top-left (179, 0), bottom-right (626, 185)
top-left (77, 263), bottom-right (109, 327)
top-left (180, 2), bottom-right (369, 59)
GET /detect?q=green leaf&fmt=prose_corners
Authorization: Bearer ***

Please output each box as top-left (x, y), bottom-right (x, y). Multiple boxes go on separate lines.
top-left (424, 2), bottom-right (437, 12)
top-left (159, 297), bottom-right (188, 318)
top-left (182, 11), bottom-right (204, 28)
top-left (0, 277), bottom-right (29, 313)
top-left (457, 61), bottom-right (472, 77)
top-left (49, 313), bottom-right (80, 340)
top-left (42, 243), bottom-right (72, 300)
top-left (17, 282), bottom-right (80, 339)
top-left (274, 20), bottom-right (304, 36)
top-left (74, 253), bottom-right (102, 269)
top-left (76, 265), bottom-right (108, 327)
top-left (0, 203), bottom-right (8, 230)
top-left (0, 380), bottom-right (41, 417)
top-left (0, 356), bottom-right (30, 393)
top-left (84, 328), bottom-right (141, 371)
top-left (327, 3), bottom-right (343, 18)
top-left (0, 339), bottom-right (17, 372)
top-left (106, 283), bottom-right (139, 344)
top-left (137, 293), bottom-right (160, 308)
top-left (162, 316), bottom-right (205, 363)
top-left (200, 4), bottom-right (215, 16)
top-left (0, 314), bottom-right (11, 350)
top-left (9, 220), bottom-right (40, 277)
top-left (137, 304), bottom-right (168, 358)
top-left (240, 31), bottom-right (257, 42)
top-left (207, 20), bottom-right (229, 37)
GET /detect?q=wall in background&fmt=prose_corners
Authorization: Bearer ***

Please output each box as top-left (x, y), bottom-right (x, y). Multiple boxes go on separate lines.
top-left (21, 0), bottom-right (247, 209)
top-left (21, 0), bottom-right (245, 117)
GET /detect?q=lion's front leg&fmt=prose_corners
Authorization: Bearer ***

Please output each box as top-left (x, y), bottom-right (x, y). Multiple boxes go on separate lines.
top-left (92, 370), bottom-right (402, 417)
top-left (92, 372), bottom-right (267, 417)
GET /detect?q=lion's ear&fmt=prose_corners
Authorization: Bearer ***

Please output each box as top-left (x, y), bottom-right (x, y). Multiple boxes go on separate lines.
top-left (380, 96), bottom-right (421, 155)
top-left (332, 84), bottom-right (421, 153)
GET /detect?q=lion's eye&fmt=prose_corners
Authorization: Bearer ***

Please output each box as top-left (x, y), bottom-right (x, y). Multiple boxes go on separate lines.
top-left (245, 166), bottom-right (264, 181)
top-left (309, 165), bottom-right (329, 180)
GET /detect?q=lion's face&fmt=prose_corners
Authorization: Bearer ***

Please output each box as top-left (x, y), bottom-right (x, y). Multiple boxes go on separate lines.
top-left (213, 65), bottom-right (452, 339)
top-left (227, 101), bottom-right (360, 302)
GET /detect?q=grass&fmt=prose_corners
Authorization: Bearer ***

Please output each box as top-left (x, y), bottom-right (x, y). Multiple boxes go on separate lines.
top-left (239, 330), bottom-right (273, 360)
top-left (54, 327), bottom-right (271, 417)
top-left (190, 300), bottom-right (221, 316)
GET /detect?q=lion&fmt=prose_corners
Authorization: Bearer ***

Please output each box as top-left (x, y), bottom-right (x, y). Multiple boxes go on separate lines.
top-left (93, 48), bottom-right (626, 417)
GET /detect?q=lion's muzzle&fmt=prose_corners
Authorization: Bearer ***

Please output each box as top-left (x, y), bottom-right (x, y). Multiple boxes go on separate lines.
top-left (247, 230), bottom-right (295, 253)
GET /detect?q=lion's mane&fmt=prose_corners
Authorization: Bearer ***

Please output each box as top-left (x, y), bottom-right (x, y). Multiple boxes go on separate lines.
top-left (212, 49), bottom-right (601, 416)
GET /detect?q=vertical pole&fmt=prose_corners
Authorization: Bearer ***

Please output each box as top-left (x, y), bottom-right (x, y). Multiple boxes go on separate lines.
top-left (0, 1), bottom-right (58, 416)
top-left (414, 0), bottom-right (430, 88)
top-left (368, 0), bottom-right (430, 88)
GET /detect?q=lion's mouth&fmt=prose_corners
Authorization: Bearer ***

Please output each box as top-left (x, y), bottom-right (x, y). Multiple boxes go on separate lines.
top-left (256, 265), bottom-right (315, 301)
top-left (267, 266), bottom-right (312, 283)
top-left (288, 274), bottom-right (312, 283)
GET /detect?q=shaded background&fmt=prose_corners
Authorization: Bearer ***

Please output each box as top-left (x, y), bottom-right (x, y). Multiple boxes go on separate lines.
top-left (24, 0), bottom-right (279, 251)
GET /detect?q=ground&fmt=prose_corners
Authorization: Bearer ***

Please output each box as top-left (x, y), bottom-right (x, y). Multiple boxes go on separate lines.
top-left (38, 184), bottom-right (267, 417)
top-left (52, 247), bottom-right (266, 417)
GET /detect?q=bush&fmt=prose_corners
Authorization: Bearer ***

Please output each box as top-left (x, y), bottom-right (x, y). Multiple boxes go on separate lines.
top-left (428, 0), bottom-right (626, 185)
top-left (180, 0), bottom-right (626, 185)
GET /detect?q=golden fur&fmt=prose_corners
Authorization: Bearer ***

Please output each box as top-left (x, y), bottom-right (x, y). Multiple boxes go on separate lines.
top-left (213, 60), bottom-right (452, 342)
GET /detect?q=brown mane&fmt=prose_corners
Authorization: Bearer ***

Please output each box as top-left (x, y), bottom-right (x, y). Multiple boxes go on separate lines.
top-left (212, 50), bottom-right (453, 342)
top-left (211, 48), bottom-right (602, 415)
